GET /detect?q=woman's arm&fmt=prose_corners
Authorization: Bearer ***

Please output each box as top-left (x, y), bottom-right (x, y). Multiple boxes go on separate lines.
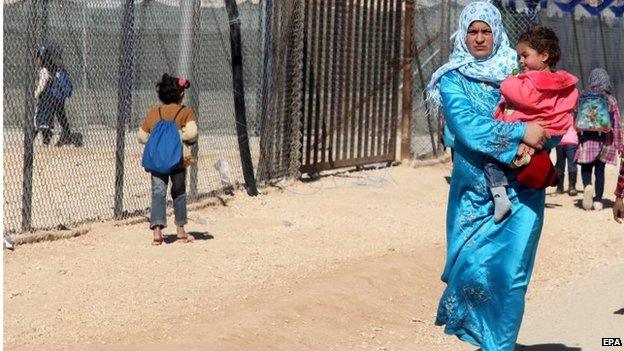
top-left (440, 71), bottom-right (526, 164)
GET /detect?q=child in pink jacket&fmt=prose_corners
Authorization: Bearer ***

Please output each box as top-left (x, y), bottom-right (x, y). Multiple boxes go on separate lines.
top-left (485, 26), bottom-right (579, 222)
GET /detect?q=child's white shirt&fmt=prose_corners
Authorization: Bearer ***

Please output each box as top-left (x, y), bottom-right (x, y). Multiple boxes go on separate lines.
top-left (34, 67), bottom-right (51, 99)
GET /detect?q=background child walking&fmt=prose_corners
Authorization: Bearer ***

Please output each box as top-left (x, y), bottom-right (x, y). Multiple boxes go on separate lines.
top-left (485, 25), bottom-right (578, 221)
top-left (138, 73), bottom-right (198, 245)
top-left (555, 125), bottom-right (579, 196)
top-left (34, 44), bottom-right (81, 147)
top-left (575, 68), bottom-right (622, 211)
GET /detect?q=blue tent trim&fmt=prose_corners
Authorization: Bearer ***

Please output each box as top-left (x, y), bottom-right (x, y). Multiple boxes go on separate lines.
top-left (504, 0), bottom-right (624, 17)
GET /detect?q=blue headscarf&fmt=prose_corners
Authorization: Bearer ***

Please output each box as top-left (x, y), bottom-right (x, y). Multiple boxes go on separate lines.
top-left (426, 1), bottom-right (517, 111)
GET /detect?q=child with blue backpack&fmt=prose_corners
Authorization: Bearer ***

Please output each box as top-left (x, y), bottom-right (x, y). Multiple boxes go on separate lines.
top-left (34, 45), bottom-right (80, 147)
top-left (574, 68), bottom-right (622, 211)
top-left (138, 73), bottom-right (198, 245)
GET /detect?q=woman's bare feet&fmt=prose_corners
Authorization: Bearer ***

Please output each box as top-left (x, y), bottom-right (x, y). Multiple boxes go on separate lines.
top-left (176, 226), bottom-right (194, 243)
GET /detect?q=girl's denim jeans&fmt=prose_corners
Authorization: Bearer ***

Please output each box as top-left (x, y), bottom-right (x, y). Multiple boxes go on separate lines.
top-left (150, 168), bottom-right (187, 229)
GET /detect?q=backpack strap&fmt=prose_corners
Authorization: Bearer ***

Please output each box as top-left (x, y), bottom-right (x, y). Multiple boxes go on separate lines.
top-left (173, 106), bottom-right (185, 122)
top-left (157, 106), bottom-right (185, 122)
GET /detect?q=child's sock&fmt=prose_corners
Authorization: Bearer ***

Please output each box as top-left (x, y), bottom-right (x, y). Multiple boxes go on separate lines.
top-left (491, 186), bottom-right (511, 223)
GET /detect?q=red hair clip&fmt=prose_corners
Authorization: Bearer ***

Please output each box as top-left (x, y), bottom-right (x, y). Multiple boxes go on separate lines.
top-left (178, 76), bottom-right (190, 89)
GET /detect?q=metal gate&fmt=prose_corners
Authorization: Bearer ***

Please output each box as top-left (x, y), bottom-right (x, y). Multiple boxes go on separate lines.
top-left (300, 0), bottom-right (403, 174)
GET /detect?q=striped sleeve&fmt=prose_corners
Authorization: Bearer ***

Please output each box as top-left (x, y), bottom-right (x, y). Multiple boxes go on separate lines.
top-left (616, 154), bottom-right (624, 198)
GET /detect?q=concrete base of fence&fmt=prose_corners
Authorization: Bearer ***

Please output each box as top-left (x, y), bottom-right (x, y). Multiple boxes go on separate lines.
top-left (9, 192), bottom-right (236, 247)
top-left (408, 153), bottom-right (451, 168)
top-left (12, 227), bottom-right (92, 246)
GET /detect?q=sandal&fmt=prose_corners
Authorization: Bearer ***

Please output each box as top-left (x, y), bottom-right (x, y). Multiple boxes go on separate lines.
top-left (176, 233), bottom-right (195, 243)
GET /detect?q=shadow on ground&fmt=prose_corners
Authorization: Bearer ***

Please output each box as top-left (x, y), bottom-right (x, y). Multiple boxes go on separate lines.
top-left (162, 232), bottom-right (213, 244)
top-left (474, 344), bottom-right (582, 351)
top-left (573, 198), bottom-right (614, 210)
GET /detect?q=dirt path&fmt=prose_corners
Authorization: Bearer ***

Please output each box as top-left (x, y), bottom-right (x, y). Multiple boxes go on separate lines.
top-left (4, 163), bottom-right (623, 350)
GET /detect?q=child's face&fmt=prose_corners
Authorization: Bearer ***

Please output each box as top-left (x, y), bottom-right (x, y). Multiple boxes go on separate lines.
top-left (516, 41), bottom-right (549, 72)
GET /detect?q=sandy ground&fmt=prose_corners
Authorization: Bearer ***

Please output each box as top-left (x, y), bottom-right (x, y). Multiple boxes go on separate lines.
top-left (4, 162), bottom-right (624, 351)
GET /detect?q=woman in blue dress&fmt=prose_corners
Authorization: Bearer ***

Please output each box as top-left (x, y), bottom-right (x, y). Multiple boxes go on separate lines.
top-left (426, 2), bottom-right (552, 350)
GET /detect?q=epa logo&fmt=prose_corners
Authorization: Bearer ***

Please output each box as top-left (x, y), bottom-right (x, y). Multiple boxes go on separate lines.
top-left (602, 337), bottom-right (623, 346)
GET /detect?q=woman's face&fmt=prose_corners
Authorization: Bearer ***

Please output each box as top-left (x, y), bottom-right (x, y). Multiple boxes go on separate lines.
top-left (466, 21), bottom-right (494, 59)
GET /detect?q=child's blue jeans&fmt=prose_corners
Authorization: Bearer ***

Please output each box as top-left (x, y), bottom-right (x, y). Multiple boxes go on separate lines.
top-left (555, 144), bottom-right (578, 177)
top-left (150, 168), bottom-right (187, 229)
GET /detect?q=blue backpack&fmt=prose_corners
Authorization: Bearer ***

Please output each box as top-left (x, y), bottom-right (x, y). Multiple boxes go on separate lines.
top-left (50, 69), bottom-right (73, 102)
top-left (141, 106), bottom-right (184, 174)
top-left (575, 92), bottom-right (612, 132)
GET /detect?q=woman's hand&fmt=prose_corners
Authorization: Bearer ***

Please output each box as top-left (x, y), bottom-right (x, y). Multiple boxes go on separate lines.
top-left (522, 122), bottom-right (550, 150)
top-left (613, 197), bottom-right (624, 224)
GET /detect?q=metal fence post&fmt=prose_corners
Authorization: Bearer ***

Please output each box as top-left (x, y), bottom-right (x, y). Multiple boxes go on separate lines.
top-left (178, 0), bottom-right (200, 201)
top-left (400, 0), bottom-right (415, 162)
top-left (21, 0), bottom-right (38, 232)
top-left (224, 0), bottom-right (259, 196)
top-left (114, 0), bottom-right (135, 219)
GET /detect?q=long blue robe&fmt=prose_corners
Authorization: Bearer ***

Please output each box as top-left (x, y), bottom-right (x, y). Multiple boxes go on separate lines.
top-left (435, 70), bottom-right (546, 351)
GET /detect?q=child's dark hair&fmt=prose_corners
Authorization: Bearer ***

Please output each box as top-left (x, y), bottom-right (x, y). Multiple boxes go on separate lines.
top-left (156, 73), bottom-right (191, 104)
top-left (517, 25), bottom-right (561, 67)
top-left (35, 45), bottom-right (60, 72)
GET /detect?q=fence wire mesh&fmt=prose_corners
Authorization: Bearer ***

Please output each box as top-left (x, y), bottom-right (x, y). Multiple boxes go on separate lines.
top-left (3, 0), bottom-right (264, 234)
top-left (255, 0), bottom-right (304, 182)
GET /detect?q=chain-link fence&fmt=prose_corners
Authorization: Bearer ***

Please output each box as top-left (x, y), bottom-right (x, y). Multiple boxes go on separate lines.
top-left (3, 0), bottom-right (264, 234)
top-left (256, 0), bottom-right (304, 182)
top-left (409, 0), bottom-right (534, 160)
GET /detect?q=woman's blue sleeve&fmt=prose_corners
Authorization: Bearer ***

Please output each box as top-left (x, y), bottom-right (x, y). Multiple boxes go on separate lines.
top-left (440, 72), bottom-right (526, 164)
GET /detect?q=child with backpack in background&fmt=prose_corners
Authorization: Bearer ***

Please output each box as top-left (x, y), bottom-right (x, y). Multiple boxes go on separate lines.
top-left (555, 125), bottom-right (579, 196)
top-left (34, 45), bottom-right (81, 147)
top-left (574, 68), bottom-right (622, 211)
top-left (138, 73), bottom-right (198, 245)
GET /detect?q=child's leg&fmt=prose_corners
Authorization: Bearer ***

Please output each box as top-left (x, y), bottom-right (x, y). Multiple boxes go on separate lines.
top-left (593, 160), bottom-right (605, 202)
top-left (565, 145), bottom-right (578, 194)
top-left (55, 102), bottom-right (73, 145)
top-left (484, 159), bottom-right (511, 223)
top-left (581, 162), bottom-right (594, 210)
top-left (170, 168), bottom-right (192, 241)
top-left (581, 162), bottom-right (593, 187)
top-left (150, 172), bottom-right (169, 241)
top-left (554, 146), bottom-right (566, 176)
top-left (41, 129), bottom-right (52, 145)
top-left (554, 146), bottom-right (566, 192)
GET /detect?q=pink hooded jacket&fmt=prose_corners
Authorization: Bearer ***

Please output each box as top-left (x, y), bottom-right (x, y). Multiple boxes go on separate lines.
top-left (494, 70), bottom-right (579, 136)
